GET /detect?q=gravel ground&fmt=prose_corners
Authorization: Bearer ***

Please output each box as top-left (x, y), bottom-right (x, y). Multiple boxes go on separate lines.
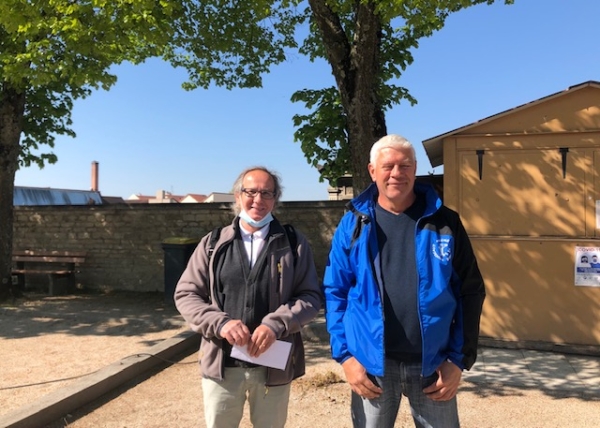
top-left (1, 291), bottom-right (599, 428)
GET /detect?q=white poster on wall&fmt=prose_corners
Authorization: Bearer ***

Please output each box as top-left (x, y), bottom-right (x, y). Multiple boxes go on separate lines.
top-left (574, 246), bottom-right (600, 287)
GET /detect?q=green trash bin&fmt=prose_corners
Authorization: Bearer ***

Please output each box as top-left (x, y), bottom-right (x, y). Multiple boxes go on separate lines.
top-left (161, 237), bottom-right (200, 306)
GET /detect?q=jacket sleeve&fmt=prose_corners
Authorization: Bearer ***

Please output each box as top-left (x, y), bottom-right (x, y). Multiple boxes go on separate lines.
top-left (450, 213), bottom-right (486, 370)
top-left (174, 233), bottom-right (230, 339)
top-left (322, 214), bottom-right (355, 364)
top-left (262, 230), bottom-right (323, 338)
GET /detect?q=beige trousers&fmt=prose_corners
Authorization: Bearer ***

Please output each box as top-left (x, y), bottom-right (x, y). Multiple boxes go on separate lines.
top-left (202, 366), bottom-right (291, 428)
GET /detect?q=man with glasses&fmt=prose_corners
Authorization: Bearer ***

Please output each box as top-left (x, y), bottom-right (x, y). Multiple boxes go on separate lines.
top-left (175, 166), bottom-right (322, 428)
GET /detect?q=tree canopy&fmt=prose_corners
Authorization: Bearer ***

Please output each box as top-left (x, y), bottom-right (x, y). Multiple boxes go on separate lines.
top-left (0, 0), bottom-right (178, 298)
top-left (0, 0), bottom-right (513, 299)
top-left (164, 0), bottom-right (512, 190)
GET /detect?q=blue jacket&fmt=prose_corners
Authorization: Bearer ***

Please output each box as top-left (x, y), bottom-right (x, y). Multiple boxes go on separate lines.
top-left (323, 182), bottom-right (485, 376)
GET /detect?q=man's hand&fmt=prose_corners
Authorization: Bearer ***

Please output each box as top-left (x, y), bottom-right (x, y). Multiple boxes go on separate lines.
top-left (422, 360), bottom-right (462, 401)
top-left (342, 357), bottom-right (382, 399)
top-left (219, 319), bottom-right (250, 346)
top-left (247, 324), bottom-right (277, 357)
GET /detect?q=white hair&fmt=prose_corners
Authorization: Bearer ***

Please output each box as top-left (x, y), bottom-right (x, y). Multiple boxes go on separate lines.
top-left (369, 134), bottom-right (416, 165)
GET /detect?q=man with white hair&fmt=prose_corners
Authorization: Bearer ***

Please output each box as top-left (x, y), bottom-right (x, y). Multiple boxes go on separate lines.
top-left (323, 134), bottom-right (485, 428)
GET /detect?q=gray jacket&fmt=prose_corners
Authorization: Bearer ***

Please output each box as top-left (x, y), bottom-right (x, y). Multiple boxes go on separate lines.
top-left (174, 218), bottom-right (322, 386)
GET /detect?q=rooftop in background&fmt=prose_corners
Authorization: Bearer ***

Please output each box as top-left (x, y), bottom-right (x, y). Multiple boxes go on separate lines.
top-left (423, 80), bottom-right (600, 168)
top-left (14, 187), bottom-right (104, 206)
top-left (127, 190), bottom-right (234, 204)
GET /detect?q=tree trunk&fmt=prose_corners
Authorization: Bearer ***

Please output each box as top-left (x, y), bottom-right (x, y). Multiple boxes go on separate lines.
top-left (0, 83), bottom-right (25, 301)
top-left (308, 0), bottom-right (387, 195)
top-left (345, 83), bottom-right (387, 194)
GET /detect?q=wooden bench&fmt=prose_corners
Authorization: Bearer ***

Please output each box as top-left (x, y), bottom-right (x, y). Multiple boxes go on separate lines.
top-left (11, 250), bottom-right (87, 296)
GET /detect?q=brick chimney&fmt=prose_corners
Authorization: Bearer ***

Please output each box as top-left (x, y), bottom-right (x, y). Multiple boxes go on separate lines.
top-left (91, 161), bottom-right (99, 191)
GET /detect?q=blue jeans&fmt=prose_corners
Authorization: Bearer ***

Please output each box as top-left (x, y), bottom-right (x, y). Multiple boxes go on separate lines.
top-left (351, 359), bottom-right (459, 428)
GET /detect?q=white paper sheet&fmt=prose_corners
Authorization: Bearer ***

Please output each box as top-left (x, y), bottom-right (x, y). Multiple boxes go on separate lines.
top-left (230, 340), bottom-right (292, 370)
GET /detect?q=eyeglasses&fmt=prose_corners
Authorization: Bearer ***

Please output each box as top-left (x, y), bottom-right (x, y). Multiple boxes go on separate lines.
top-left (241, 188), bottom-right (277, 200)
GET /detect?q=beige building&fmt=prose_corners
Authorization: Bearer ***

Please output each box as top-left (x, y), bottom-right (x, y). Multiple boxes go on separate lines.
top-left (327, 174), bottom-right (354, 200)
top-left (202, 192), bottom-right (235, 203)
top-left (127, 190), bottom-right (234, 204)
top-left (423, 81), bottom-right (600, 347)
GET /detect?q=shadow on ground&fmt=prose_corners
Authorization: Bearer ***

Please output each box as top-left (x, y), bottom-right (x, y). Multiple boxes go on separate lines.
top-left (0, 290), bottom-right (184, 344)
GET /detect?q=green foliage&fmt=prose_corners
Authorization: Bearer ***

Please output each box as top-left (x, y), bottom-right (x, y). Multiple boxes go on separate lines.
top-left (291, 87), bottom-right (348, 183)
top-left (289, 0), bottom-right (512, 183)
top-left (0, 0), bottom-right (178, 168)
top-left (19, 85), bottom-right (89, 169)
top-left (0, 0), bottom-right (515, 174)
top-left (164, 0), bottom-right (305, 90)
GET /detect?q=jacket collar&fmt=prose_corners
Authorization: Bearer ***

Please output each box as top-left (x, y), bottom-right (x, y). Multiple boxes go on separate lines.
top-left (348, 182), bottom-right (442, 218)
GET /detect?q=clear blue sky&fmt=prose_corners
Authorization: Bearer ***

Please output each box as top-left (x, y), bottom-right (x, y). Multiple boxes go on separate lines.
top-left (14, 0), bottom-right (600, 201)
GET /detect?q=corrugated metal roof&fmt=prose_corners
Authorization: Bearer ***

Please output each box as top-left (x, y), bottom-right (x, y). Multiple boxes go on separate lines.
top-left (14, 187), bottom-right (103, 206)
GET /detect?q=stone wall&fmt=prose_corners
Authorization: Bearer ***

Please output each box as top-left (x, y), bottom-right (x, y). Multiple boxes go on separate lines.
top-left (13, 201), bottom-right (347, 292)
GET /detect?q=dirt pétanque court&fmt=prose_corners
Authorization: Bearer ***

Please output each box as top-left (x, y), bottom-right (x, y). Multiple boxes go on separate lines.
top-left (1, 291), bottom-right (599, 428)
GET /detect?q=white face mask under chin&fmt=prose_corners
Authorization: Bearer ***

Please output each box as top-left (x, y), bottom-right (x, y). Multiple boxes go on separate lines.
top-left (239, 210), bottom-right (273, 228)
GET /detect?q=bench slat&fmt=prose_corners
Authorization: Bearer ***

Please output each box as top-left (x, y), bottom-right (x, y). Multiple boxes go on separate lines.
top-left (13, 250), bottom-right (87, 257)
top-left (13, 256), bottom-right (85, 264)
top-left (12, 269), bottom-right (74, 275)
